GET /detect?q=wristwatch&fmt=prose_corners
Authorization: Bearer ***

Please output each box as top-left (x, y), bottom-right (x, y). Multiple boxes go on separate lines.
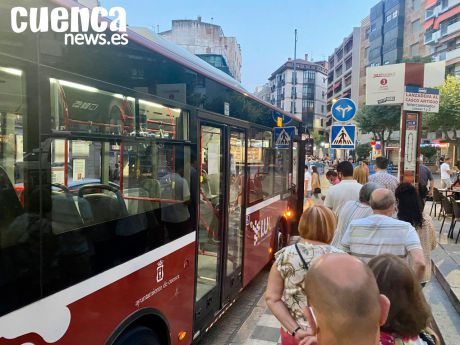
top-left (291, 326), bottom-right (302, 337)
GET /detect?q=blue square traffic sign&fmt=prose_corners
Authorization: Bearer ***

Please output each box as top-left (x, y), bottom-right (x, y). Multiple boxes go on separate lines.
top-left (274, 127), bottom-right (296, 149)
top-left (330, 125), bottom-right (356, 149)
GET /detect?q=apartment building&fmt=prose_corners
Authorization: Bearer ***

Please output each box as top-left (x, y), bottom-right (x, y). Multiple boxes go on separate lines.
top-left (424, 0), bottom-right (460, 75)
top-left (268, 55), bottom-right (328, 133)
top-left (160, 17), bottom-right (242, 81)
top-left (326, 28), bottom-right (362, 122)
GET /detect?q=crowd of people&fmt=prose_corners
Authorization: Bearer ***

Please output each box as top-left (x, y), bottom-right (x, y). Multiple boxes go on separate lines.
top-left (266, 157), bottom-right (439, 345)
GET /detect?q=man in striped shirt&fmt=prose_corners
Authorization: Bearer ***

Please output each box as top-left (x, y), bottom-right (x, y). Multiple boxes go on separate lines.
top-left (331, 182), bottom-right (381, 250)
top-left (341, 188), bottom-right (426, 282)
top-left (368, 156), bottom-right (399, 193)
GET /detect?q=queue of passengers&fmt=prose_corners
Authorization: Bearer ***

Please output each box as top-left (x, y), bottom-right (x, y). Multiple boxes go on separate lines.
top-left (266, 159), bottom-right (438, 345)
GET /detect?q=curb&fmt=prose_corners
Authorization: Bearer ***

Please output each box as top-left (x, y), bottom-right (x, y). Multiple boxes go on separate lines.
top-left (431, 245), bottom-right (460, 316)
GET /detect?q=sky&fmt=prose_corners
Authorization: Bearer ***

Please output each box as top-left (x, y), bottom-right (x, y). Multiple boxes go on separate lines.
top-left (101, 0), bottom-right (378, 92)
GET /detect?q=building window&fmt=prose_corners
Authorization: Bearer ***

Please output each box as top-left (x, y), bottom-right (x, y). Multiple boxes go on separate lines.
top-left (411, 19), bottom-right (421, 34)
top-left (365, 47), bottom-right (369, 60)
top-left (302, 84), bottom-right (314, 99)
top-left (302, 99), bottom-right (315, 112)
top-left (425, 8), bottom-right (434, 19)
top-left (410, 43), bottom-right (420, 57)
top-left (303, 70), bottom-right (315, 82)
top-left (412, 0), bottom-right (421, 10)
top-left (321, 105), bottom-right (325, 114)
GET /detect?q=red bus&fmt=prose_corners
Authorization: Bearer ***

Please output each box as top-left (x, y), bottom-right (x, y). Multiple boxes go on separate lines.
top-left (0, 1), bottom-right (301, 344)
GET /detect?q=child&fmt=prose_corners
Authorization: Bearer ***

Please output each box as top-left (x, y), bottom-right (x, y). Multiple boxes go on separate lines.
top-left (312, 187), bottom-right (323, 205)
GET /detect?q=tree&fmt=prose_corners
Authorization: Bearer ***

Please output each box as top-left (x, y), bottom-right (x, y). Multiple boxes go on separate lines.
top-left (420, 146), bottom-right (437, 163)
top-left (356, 143), bottom-right (372, 161)
top-left (355, 104), bottom-right (401, 150)
top-left (424, 75), bottom-right (460, 153)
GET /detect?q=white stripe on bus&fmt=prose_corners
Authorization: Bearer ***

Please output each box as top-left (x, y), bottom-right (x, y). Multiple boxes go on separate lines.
top-left (0, 232), bottom-right (196, 343)
top-left (246, 194), bottom-right (281, 215)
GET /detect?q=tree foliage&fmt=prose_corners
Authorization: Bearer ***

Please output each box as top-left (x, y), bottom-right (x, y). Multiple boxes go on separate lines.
top-left (423, 75), bottom-right (460, 142)
top-left (420, 146), bottom-right (437, 162)
top-left (356, 143), bottom-right (372, 161)
top-left (355, 104), bottom-right (401, 149)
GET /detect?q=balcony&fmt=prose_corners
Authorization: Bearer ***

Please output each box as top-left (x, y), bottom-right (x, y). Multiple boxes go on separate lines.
top-left (345, 57), bottom-right (352, 71)
top-left (447, 20), bottom-right (460, 35)
top-left (446, 47), bottom-right (460, 60)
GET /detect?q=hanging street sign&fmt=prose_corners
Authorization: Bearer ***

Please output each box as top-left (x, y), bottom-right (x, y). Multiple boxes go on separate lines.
top-left (330, 125), bottom-right (356, 149)
top-left (274, 126), bottom-right (296, 149)
top-left (331, 98), bottom-right (357, 122)
top-left (403, 86), bottom-right (440, 113)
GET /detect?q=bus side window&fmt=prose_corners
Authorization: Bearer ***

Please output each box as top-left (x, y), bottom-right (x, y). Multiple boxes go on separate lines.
top-left (0, 66), bottom-right (42, 317)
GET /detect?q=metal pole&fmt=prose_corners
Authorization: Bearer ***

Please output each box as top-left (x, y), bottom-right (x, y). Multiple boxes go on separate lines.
top-left (292, 29), bottom-right (297, 116)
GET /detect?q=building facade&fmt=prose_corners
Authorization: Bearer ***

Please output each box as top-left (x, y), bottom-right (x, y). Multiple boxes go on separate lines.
top-left (160, 17), bottom-right (242, 81)
top-left (424, 0), bottom-right (460, 75)
top-left (404, 0), bottom-right (428, 58)
top-left (359, 16), bottom-right (371, 106)
top-left (253, 83), bottom-right (271, 103)
top-left (327, 28), bottom-right (362, 122)
top-left (268, 55), bottom-right (328, 133)
top-left (368, 0), bottom-right (407, 66)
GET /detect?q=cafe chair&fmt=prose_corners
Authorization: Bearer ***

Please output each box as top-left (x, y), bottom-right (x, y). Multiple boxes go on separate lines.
top-left (440, 195), bottom-right (454, 235)
top-left (449, 196), bottom-right (460, 243)
top-left (430, 188), bottom-right (443, 219)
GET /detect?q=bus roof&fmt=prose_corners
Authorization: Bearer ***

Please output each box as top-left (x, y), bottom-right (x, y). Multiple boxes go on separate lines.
top-left (53, 0), bottom-right (299, 123)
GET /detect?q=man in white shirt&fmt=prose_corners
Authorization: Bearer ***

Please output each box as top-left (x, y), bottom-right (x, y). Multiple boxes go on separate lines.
top-left (341, 188), bottom-right (426, 282)
top-left (331, 182), bottom-right (381, 250)
top-left (440, 157), bottom-right (452, 189)
top-left (324, 161), bottom-right (362, 216)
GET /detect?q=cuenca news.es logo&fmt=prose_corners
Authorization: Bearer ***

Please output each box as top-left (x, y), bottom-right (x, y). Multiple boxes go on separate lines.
top-left (10, 6), bottom-right (128, 46)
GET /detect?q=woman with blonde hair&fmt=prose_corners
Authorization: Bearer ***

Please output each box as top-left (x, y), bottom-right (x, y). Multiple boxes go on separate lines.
top-left (265, 205), bottom-right (343, 345)
top-left (353, 165), bottom-right (368, 184)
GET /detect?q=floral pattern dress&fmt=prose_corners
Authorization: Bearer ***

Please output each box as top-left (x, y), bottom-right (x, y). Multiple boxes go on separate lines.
top-left (274, 242), bottom-right (343, 328)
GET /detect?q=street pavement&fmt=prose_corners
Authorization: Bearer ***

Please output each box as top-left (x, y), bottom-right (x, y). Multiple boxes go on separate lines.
top-left (197, 198), bottom-right (460, 345)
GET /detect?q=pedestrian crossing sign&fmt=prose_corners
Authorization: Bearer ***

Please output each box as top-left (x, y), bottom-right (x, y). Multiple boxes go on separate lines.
top-left (330, 125), bottom-right (356, 149)
top-left (274, 126), bottom-right (296, 149)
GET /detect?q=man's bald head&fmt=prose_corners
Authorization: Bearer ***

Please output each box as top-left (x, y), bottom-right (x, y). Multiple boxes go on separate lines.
top-left (369, 188), bottom-right (396, 212)
top-left (304, 254), bottom-right (383, 343)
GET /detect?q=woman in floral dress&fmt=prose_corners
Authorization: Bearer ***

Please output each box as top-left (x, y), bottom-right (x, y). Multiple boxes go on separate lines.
top-left (265, 205), bottom-right (343, 345)
top-left (369, 254), bottom-right (439, 345)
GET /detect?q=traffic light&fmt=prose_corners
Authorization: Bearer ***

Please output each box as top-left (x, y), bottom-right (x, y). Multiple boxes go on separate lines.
top-left (277, 117), bottom-right (282, 127)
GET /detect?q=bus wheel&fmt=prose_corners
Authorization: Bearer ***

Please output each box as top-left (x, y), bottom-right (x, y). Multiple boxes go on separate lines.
top-left (277, 228), bottom-right (286, 251)
top-left (114, 326), bottom-right (161, 345)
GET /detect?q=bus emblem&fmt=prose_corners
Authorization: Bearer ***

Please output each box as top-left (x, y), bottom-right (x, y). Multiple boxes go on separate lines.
top-left (156, 260), bottom-right (164, 283)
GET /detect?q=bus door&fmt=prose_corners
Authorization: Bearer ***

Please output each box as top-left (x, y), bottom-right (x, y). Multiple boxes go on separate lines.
top-left (195, 123), bottom-right (225, 329)
top-left (222, 128), bottom-right (246, 304)
top-left (194, 121), bottom-right (247, 331)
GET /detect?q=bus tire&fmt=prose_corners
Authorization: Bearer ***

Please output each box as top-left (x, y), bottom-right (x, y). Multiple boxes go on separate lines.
top-left (113, 326), bottom-right (161, 345)
top-left (277, 219), bottom-right (288, 251)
